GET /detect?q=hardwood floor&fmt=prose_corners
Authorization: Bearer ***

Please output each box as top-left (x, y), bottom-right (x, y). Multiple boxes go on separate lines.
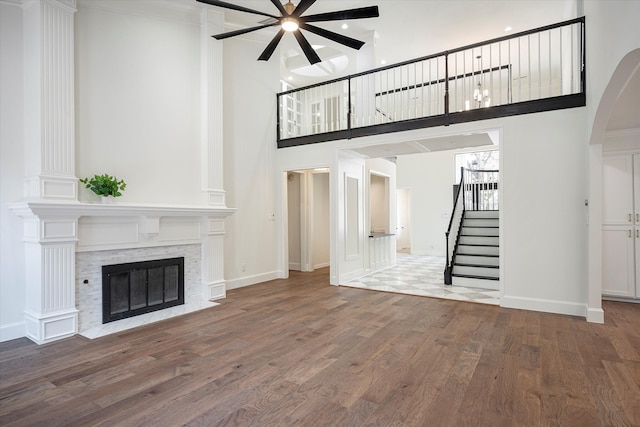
top-left (1, 269), bottom-right (639, 426)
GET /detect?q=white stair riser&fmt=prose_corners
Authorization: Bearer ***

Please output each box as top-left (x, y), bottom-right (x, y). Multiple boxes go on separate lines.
top-left (459, 236), bottom-right (499, 245)
top-left (456, 255), bottom-right (499, 266)
top-left (465, 211), bottom-right (499, 219)
top-left (461, 227), bottom-right (499, 236)
top-left (457, 245), bottom-right (500, 256)
top-left (453, 265), bottom-right (500, 278)
top-left (463, 219), bottom-right (499, 227)
top-left (452, 276), bottom-right (499, 290)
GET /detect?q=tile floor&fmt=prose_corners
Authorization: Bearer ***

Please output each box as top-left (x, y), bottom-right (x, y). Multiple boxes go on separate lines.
top-left (343, 253), bottom-right (500, 305)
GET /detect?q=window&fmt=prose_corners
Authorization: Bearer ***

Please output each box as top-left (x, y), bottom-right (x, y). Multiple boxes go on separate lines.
top-left (455, 150), bottom-right (499, 182)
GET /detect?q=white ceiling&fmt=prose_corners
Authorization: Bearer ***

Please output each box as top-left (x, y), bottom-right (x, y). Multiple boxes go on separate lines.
top-left (350, 133), bottom-right (495, 158)
top-left (216, 0), bottom-right (578, 83)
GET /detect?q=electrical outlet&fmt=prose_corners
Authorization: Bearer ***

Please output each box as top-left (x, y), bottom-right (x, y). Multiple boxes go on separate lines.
top-left (241, 264), bottom-right (246, 272)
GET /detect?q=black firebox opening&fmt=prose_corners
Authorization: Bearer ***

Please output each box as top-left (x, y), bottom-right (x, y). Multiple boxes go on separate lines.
top-left (102, 257), bottom-right (185, 324)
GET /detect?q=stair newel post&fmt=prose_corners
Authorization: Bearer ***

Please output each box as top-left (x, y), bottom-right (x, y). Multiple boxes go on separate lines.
top-left (461, 167), bottom-right (466, 211)
top-left (445, 231), bottom-right (451, 284)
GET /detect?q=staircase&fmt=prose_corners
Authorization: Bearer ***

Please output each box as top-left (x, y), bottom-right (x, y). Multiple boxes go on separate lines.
top-left (451, 210), bottom-right (499, 290)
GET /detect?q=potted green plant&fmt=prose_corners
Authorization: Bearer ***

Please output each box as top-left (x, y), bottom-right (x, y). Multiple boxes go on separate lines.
top-left (79, 174), bottom-right (126, 203)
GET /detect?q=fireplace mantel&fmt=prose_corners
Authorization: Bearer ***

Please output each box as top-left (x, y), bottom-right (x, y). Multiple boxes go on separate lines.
top-left (11, 200), bottom-right (235, 344)
top-left (11, 200), bottom-right (236, 219)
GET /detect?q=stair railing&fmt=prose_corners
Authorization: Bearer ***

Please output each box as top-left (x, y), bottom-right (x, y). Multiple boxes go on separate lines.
top-left (463, 168), bottom-right (499, 211)
top-left (444, 168), bottom-right (465, 285)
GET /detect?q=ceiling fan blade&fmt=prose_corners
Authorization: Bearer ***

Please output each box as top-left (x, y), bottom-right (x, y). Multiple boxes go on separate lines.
top-left (302, 6), bottom-right (380, 23)
top-left (258, 29), bottom-right (286, 61)
top-left (293, 30), bottom-right (321, 64)
top-left (213, 23), bottom-right (279, 40)
top-left (269, 0), bottom-right (287, 16)
top-left (292, 0), bottom-right (316, 17)
top-left (299, 23), bottom-right (365, 50)
top-left (196, 0), bottom-right (278, 20)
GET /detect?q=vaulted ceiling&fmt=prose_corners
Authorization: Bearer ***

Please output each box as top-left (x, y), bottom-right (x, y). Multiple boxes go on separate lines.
top-left (216, 0), bottom-right (578, 85)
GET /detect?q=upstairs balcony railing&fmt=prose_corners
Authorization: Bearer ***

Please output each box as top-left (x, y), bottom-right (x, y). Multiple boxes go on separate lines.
top-left (277, 17), bottom-right (585, 148)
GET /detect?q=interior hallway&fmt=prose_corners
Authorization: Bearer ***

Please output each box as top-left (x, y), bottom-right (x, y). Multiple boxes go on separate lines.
top-left (343, 253), bottom-right (500, 305)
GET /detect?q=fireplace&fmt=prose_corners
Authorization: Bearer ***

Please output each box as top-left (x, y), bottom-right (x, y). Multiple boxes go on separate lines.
top-left (102, 257), bottom-right (185, 324)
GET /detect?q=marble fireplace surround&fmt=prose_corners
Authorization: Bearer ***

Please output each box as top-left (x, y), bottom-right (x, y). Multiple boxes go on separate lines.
top-left (11, 201), bottom-right (235, 343)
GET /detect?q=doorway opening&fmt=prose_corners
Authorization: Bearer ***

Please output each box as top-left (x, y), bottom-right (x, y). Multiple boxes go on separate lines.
top-left (286, 168), bottom-right (330, 273)
top-left (396, 188), bottom-right (411, 253)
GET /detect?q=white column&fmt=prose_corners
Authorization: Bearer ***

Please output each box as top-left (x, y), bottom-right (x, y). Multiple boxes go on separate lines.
top-left (14, 207), bottom-right (79, 343)
top-left (199, 7), bottom-right (231, 301)
top-left (200, 8), bottom-right (226, 207)
top-left (23, 0), bottom-right (78, 200)
top-left (201, 218), bottom-right (227, 301)
top-left (587, 144), bottom-right (605, 323)
top-left (15, 0), bottom-right (79, 343)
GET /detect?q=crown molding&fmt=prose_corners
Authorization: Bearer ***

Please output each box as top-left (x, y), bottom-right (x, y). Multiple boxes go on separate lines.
top-left (77, 0), bottom-right (202, 25)
top-left (0, 0), bottom-right (25, 7)
top-left (605, 127), bottom-right (640, 138)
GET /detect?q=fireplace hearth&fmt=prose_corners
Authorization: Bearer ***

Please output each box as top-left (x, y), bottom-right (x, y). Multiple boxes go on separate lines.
top-left (102, 257), bottom-right (185, 324)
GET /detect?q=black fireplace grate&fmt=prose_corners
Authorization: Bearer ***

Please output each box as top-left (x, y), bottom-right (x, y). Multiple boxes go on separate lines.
top-left (102, 257), bottom-right (184, 324)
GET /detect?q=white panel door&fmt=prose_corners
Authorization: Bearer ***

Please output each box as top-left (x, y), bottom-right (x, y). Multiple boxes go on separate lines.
top-left (603, 155), bottom-right (633, 225)
top-left (602, 226), bottom-right (636, 298)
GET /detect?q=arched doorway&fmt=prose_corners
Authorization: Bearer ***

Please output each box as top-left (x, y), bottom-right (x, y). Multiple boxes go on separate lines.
top-left (587, 49), bottom-right (640, 323)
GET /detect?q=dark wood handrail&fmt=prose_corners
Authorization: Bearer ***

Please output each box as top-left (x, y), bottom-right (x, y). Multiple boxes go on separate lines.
top-left (277, 17), bottom-right (585, 98)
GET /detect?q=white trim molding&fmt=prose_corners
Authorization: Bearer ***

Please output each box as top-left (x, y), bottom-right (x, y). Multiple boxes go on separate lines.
top-left (500, 295), bottom-right (588, 319)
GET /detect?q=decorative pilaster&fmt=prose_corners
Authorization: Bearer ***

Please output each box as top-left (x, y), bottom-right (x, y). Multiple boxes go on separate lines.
top-left (15, 0), bottom-right (79, 344)
top-left (22, 0), bottom-right (77, 200)
top-left (13, 206), bottom-right (79, 344)
top-left (202, 218), bottom-right (227, 301)
top-left (199, 7), bottom-right (230, 301)
top-left (200, 8), bottom-right (226, 207)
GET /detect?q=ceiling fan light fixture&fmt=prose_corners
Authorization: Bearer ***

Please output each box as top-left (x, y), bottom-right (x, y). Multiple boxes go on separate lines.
top-left (197, 0), bottom-right (380, 65)
top-left (282, 17), bottom-right (299, 32)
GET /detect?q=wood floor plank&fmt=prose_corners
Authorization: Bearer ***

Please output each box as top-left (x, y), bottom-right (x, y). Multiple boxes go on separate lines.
top-left (1, 269), bottom-right (639, 426)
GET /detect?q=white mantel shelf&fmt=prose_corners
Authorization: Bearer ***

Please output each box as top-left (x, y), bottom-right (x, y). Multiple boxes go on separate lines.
top-left (10, 200), bottom-right (236, 218)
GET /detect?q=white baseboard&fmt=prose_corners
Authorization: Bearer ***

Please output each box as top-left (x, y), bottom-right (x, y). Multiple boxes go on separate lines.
top-left (226, 271), bottom-right (282, 291)
top-left (0, 321), bottom-right (25, 343)
top-left (288, 263), bottom-right (301, 271)
top-left (586, 307), bottom-right (605, 323)
top-left (314, 262), bottom-right (330, 269)
top-left (501, 295), bottom-right (587, 318)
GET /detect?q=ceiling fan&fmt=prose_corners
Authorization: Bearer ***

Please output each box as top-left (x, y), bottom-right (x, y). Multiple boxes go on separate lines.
top-left (196, 0), bottom-right (380, 65)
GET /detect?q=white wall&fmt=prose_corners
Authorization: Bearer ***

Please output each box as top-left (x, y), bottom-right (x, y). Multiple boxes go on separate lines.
top-left (223, 36), bottom-right (281, 288)
top-left (396, 151), bottom-right (455, 256)
top-left (312, 172), bottom-right (330, 269)
top-left (499, 108), bottom-right (588, 315)
top-left (75, 3), bottom-right (203, 204)
top-left (0, 2), bottom-right (26, 341)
